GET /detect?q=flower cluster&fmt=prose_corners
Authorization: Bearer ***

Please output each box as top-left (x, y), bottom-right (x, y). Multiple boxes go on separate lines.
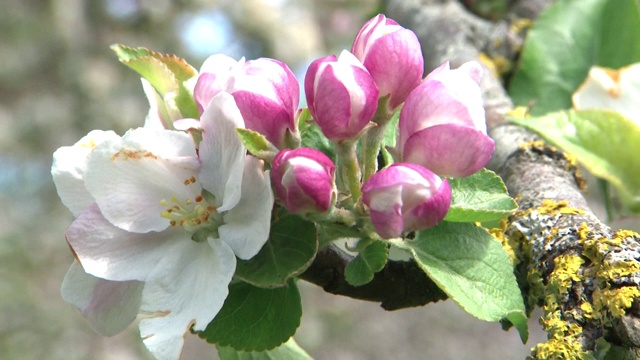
top-left (52, 13), bottom-right (494, 360)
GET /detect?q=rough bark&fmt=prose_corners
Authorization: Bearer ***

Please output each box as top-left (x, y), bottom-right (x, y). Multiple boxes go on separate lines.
top-left (300, 0), bottom-right (640, 358)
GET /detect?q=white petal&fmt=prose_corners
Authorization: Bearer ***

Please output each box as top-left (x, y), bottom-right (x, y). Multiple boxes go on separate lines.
top-left (139, 239), bottom-right (236, 360)
top-left (573, 63), bottom-right (640, 126)
top-left (199, 54), bottom-right (241, 74)
top-left (67, 204), bottom-right (190, 282)
top-left (141, 78), bottom-right (169, 130)
top-left (52, 130), bottom-right (119, 216)
top-left (61, 261), bottom-right (143, 336)
top-left (219, 156), bottom-right (274, 260)
top-left (84, 128), bottom-right (200, 233)
top-left (199, 92), bottom-right (246, 211)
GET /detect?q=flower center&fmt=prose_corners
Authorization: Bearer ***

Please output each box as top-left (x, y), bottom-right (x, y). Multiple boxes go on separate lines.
top-left (160, 176), bottom-right (218, 236)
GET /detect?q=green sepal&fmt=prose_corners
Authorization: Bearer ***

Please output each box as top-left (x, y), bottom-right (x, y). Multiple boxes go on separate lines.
top-left (344, 240), bottom-right (389, 286)
top-left (197, 279), bottom-right (302, 352)
top-left (236, 128), bottom-right (278, 162)
top-left (216, 337), bottom-right (312, 360)
top-left (395, 222), bottom-right (528, 342)
top-left (444, 168), bottom-right (517, 223)
top-left (382, 109), bottom-right (400, 149)
top-left (235, 215), bottom-right (318, 288)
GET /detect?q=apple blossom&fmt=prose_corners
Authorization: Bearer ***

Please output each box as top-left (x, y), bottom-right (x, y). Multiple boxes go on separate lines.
top-left (195, 55), bottom-right (299, 149)
top-left (52, 93), bottom-right (273, 359)
top-left (304, 50), bottom-right (379, 142)
top-left (271, 147), bottom-right (336, 214)
top-left (573, 63), bottom-right (640, 126)
top-left (362, 163), bottom-right (451, 239)
top-left (397, 61), bottom-right (495, 178)
top-left (351, 14), bottom-right (423, 110)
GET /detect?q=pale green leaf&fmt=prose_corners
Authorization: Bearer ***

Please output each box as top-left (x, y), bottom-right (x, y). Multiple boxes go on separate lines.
top-left (445, 168), bottom-right (517, 222)
top-left (399, 222), bottom-right (527, 341)
top-left (344, 240), bottom-right (389, 286)
top-left (235, 215), bottom-right (318, 288)
top-left (217, 338), bottom-right (312, 360)
top-left (110, 44), bottom-right (198, 118)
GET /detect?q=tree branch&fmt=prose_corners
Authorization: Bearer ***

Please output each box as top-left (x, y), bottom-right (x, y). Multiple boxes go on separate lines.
top-left (299, 244), bottom-right (447, 310)
top-left (301, 0), bottom-right (640, 357)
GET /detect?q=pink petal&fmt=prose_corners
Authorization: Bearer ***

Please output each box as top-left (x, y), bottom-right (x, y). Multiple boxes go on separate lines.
top-left (398, 74), bottom-right (485, 154)
top-left (403, 124), bottom-right (495, 178)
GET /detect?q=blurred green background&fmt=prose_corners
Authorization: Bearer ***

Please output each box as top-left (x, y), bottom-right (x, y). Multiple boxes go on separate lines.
top-left (0, 0), bottom-right (574, 358)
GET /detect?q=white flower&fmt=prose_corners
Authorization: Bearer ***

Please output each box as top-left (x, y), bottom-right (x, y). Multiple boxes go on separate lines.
top-left (573, 63), bottom-right (640, 126)
top-left (52, 92), bottom-right (274, 359)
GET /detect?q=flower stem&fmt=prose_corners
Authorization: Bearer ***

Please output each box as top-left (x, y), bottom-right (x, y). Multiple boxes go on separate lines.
top-left (335, 139), bottom-right (362, 205)
top-left (361, 97), bottom-right (394, 182)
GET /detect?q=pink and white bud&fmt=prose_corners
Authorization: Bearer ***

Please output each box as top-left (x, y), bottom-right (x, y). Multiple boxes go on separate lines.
top-left (362, 163), bottom-right (451, 239)
top-left (194, 56), bottom-right (299, 149)
top-left (351, 14), bottom-right (424, 110)
top-left (271, 148), bottom-right (336, 214)
top-left (227, 58), bottom-right (300, 149)
top-left (304, 50), bottom-right (379, 141)
top-left (397, 61), bottom-right (495, 178)
top-left (194, 54), bottom-right (245, 114)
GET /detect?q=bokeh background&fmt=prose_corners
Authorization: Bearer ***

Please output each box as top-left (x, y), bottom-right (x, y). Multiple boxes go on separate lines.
top-left (6, 0), bottom-right (637, 359)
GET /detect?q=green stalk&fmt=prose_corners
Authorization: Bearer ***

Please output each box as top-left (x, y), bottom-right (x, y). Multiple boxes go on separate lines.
top-left (335, 139), bottom-right (362, 205)
top-left (361, 97), bottom-right (395, 182)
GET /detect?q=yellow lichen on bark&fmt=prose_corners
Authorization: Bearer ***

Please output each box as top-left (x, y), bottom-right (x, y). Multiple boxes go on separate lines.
top-left (532, 254), bottom-right (589, 359)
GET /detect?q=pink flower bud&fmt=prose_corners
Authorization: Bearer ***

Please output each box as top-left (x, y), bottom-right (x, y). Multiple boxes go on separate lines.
top-left (304, 50), bottom-right (379, 141)
top-left (271, 148), bottom-right (336, 214)
top-left (194, 56), bottom-right (299, 149)
top-left (397, 61), bottom-right (495, 178)
top-left (352, 14), bottom-right (424, 110)
top-left (362, 163), bottom-right (451, 239)
top-left (228, 58), bottom-right (300, 149)
top-left (194, 54), bottom-right (245, 113)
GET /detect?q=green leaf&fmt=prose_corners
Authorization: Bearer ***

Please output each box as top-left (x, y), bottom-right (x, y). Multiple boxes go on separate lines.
top-left (110, 44), bottom-right (199, 118)
top-left (344, 240), bottom-right (389, 286)
top-left (598, 0), bottom-right (640, 69)
top-left (445, 168), bottom-right (517, 222)
top-left (217, 337), bottom-right (312, 360)
top-left (400, 222), bottom-right (527, 341)
top-left (505, 310), bottom-right (529, 344)
top-left (509, 0), bottom-right (640, 115)
top-left (317, 223), bottom-right (361, 248)
top-left (198, 280), bottom-right (302, 351)
top-left (236, 128), bottom-right (277, 161)
top-left (235, 215), bottom-right (318, 288)
top-left (510, 109), bottom-right (640, 211)
top-left (382, 109), bottom-right (400, 148)
top-left (299, 108), bottom-right (335, 160)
